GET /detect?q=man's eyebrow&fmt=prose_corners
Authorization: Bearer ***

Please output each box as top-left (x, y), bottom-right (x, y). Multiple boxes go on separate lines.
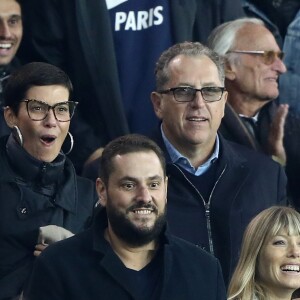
top-left (119, 175), bottom-right (163, 181)
top-left (148, 175), bottom-right (163, 181)
top-left (119, 176), bottom-right (137, 182)
top-left (9, 14), bottom-right (22, 19)
top-left (201, 82), bottom-right (220, 87)
top-left (177, 82), bottom-right (221, 88)
top-left (177, 82), bottom-right (194, 87)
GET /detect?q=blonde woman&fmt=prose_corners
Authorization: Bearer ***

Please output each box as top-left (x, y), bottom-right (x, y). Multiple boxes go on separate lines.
top-left (228, 206), bottom-right (300, 300)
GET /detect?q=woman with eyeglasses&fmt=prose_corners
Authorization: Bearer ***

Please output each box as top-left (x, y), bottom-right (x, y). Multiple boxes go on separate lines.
top-left (0, 62), bottom-right (98, 300)
top-left (228, 206), bottom-right (300, 300)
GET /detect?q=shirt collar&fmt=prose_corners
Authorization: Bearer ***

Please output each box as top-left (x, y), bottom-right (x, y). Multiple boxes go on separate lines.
top-left (161, 125), bottom-right (219, 176)
top-left (239, 111), bottom-right (259, 123)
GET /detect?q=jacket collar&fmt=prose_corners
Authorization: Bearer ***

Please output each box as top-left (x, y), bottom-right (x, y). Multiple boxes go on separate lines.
top-left (223, 103), bottom-right (260, 150)
top-left (0, 135), bottom-right (78, 214)
top-left (6, 133), bottom-right (66, 185)
top-left (222, 102), bottom-right (277, 153)
top-left (92, 208), bottom-right (171, 297)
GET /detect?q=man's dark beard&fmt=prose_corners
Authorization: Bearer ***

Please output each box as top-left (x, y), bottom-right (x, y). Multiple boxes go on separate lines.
top-left (106, 201), bottom-right (167, 247)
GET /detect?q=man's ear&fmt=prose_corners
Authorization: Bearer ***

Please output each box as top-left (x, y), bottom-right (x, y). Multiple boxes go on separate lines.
top-left (220, 90), bottom-right (228, 119)
top-left (223, 90), bottom-right (228, 104)
top-left (3, 106), bottom-right (17, 128)
top-left (225, 60), bottom-right (236, 81)
top-left (151, 92), bottom-right (164, 119)
top-left (96, 178), bottom-right (107, 207)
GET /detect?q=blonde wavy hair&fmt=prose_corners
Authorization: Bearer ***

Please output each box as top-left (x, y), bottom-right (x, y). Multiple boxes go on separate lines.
top-left (228, 206), bottom-right (300, 300)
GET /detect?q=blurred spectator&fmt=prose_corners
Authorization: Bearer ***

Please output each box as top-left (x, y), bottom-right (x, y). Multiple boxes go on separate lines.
top-left (18, 0), bottom-right (245, 174)
top-left (0, 0), bottom-right (22, 137)
top-left (278, 9), bottom-right (300, 116)
top-left (243, 0), bottom-right (300, 46)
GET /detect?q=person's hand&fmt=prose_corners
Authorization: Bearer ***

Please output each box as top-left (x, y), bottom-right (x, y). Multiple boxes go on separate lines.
top-left (38, 225), bottom-right (74, 244)
top-left (34, 243), bottom-right (49, 257)
top-left (268, 104), bottom-right (289, 166)
top-left (34, 225), bottom-right (74, 257)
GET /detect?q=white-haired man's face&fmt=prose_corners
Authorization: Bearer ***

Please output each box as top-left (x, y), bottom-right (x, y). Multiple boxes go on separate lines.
top-left (227, 23), bottom-right (286, 102)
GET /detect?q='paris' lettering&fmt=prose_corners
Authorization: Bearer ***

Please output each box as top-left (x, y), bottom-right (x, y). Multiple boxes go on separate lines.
top-left (115, 6), bottom-right (163, 31)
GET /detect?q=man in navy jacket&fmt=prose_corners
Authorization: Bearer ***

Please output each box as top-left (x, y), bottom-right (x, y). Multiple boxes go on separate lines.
top-left (150, 42), bottom-right (287, 286)
top-left (24, 134), bottom-right (226, 300)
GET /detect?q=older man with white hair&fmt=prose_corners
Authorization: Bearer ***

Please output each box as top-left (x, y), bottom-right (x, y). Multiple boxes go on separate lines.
top-left (207, 17), bottom-right (300, 207)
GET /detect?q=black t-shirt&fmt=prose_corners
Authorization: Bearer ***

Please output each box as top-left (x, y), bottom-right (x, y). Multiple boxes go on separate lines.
top-left (121, 248), bottom-right (163, 300)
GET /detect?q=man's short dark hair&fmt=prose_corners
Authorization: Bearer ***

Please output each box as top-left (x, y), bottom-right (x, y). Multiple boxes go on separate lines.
top-left (3, 62), bottom-right (73, 114)
top-left (99, 134), bottom-right (166, 186)
top-left (154, 41), bottom-right (225, 90)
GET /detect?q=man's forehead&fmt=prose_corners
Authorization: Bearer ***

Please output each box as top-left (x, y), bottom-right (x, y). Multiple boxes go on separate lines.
top-left (235, 23), bottom-right (278, 50)
top-left (111, 152), bottom-right (164, 175)
top-left (168, 54), bottom-right (222, 85)
top-left (0, 1), bottom-right (21, 17)
top-left (169, 54), bottom-right (213, 66)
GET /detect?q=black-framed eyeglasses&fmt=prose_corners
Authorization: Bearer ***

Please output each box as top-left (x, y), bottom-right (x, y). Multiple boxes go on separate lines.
top-left (227, 50), bottom-right (284, 65)
top-left (158, 86), bottom-right (226, 103)
top-left (21, 99), bottom-right (78, 122)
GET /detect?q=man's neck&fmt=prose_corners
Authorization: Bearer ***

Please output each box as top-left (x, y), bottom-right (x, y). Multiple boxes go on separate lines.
top-left (179, 144), bottom-right (215, 168)
top-left (161, 126), bottom-right (216, 169)
top-left (105, 227), bottom-right (158, 271)
top-left (227, 93), bottom-right (269, 117)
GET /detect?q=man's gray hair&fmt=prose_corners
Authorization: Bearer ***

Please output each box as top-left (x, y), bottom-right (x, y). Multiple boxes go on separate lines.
top-left (207, 18), bottom-right (264, 56)
top-left (154, 41), bottom-right (225, 90)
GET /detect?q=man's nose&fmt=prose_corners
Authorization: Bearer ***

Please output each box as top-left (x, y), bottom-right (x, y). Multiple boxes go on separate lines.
top-left (136, 186), bottom-right (152, 202)
top-left (191, 90), bottom-right (206, 108)
top-left (273, 56), bottom-right (287, 74)
top-left (0, 21), bottom-right (12, 39)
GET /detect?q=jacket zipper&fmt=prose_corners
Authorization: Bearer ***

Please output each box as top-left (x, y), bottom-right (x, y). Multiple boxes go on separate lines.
top-left (172, 164), bottom-right (227, 255)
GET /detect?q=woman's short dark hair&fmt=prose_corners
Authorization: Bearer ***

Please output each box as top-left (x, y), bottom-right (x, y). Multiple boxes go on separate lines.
top-left (3, 62), bottom-right (73, 114)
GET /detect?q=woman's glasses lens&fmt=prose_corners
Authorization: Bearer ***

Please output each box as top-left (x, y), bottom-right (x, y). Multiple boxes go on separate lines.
top-left (26, 100), bottom-right (77, 121)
